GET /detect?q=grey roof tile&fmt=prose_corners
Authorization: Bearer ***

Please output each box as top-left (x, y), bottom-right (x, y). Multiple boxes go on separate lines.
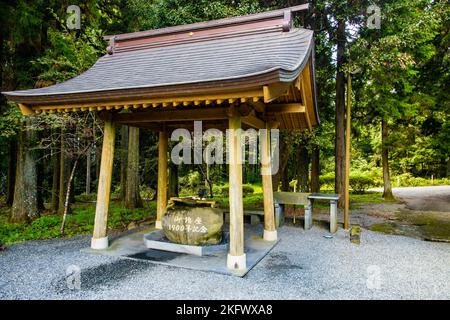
top-left (3, 28), bottom-right (313, 98)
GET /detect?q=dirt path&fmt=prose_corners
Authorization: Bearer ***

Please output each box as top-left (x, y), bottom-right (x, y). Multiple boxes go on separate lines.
top-left (371, 186), bottom-right (450, 212)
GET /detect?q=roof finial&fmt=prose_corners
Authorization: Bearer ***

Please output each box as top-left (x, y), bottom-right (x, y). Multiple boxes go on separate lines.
top-left (282, 9), bottom-right (293, 32)
top-left (107, 36), bottom-right (116, 55)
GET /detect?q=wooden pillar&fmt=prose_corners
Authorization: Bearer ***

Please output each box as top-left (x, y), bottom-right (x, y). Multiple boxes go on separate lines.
top-left (156, 128), bottom-right (168, 229)
top-left (261, 122), bottom-right (277, 241)
top-left (344, 73), bottom-right (352, 230)
top-left (227, 108), bottom-right (246, 270)
top-left (91, 118), bottom-right (115, 249)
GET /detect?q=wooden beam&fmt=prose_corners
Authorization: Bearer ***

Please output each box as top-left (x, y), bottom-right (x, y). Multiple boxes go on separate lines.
top-left (92, 119), bottom-right (116, 249)
top-left (18, 103), bottom-right (34, 116)
top-left (263, 82), bottom-right (290, 103)
top-left (227, 106), bottom-right (246, 270)
top-left (265, 103), bottom-right (306, 115)
top-left (155, 129), bottom-right (168, 229)
top-left (299, 75), bottom-right (312, 129)
top-left (301, 59), bottom-right (317, 127)
top-left (261, 122), bottom-right (277, 241)
top-left (250, 101), bottom-right (266, 113)
top-left (113, 107), bottom-right (230, 123)
top-left (241, 112), bottom-right (265, 129)
top-left (32, 89), bottom-right (264, 112)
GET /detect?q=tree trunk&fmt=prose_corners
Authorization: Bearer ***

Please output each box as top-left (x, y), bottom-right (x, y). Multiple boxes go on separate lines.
top-left (11, 121), bottom-right (40, 223)
top-left (6, 138), bottom-right (17, 207)
top-left (69, 164), bottom-right (75, 204)
top-left (310, 144), bottom-right (320, 192)
top-left (61, 159), bottom-right (78, 235)
top-left (382, 119), bottom-right (394, 200)
top-left (281, 164), bottom-right (289, 191)
top-left (36, 150), bottom-right (45, 211)
top-left (86, 149), bottom-right (91, 195)
top-left (335, 19), bottom-right (346, 207)
top-left (296, 144), bottom-right (310, 192)
top-left (58, 128), bottom-right (68, 214)
top-left (36, 129), bottom-right (45, 211)
top-left (447, 158), bottom-right (450, 177)
top-left (169, 162), bottom-right (179, 198)
top-left (120, 125), bottom-right (128, 200)
top-left (272, 134), bottom-right (292, 191)
top-left (125, 126), bottom-right (143, 209)
top-left (51, 144), bottom-right (60, 213)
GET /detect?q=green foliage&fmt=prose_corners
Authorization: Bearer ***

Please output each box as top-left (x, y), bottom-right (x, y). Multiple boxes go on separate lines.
top-left (33, 23), bottom-right (104, 83)
top-left (75, 193), bottom-right (97, 202)
top-left (218, 184), bottom-right (254, 197)
top-left (139, 185), bottom-right (156, 200)
top-left (214, 192), bottom-right (263, 210)
top-left (349, 174), bottom-right (374, 194)
top-left (320, 170), bottom-right (383, 193)
top-left (393, 173), bottom-right (450, 187)
top-left (123, 0), bottom-right (262, 31)
top-left (0, 201), bottom-right (156, 245)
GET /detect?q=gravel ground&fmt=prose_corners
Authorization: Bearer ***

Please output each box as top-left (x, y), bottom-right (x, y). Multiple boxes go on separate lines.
top-left (1, 226), bottom-right (449, 300)
top-left (371, 186), bottom-right (450, 212)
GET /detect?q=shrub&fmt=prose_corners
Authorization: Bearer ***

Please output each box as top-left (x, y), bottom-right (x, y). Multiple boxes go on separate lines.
top-left (220, 186), bottom-right (229, 196)
top-left (187, 171), bottom-right (201, 189)
top-left (242, 185), bottom-right (255, 196)
top-left (75, 192), bottom-right (97, 202)
top-left (219, 184), bottom-right (254, 197)
top-left (320, 171), bottom-right (377, 193)
top-left (349, 174), bottom-right (373, 194)
top-left (140, 185), bottom-right (156, 200)
top-left (212, 185), bottom-right (223, 196)
top-left (319, 173), bottom-right (335, 189)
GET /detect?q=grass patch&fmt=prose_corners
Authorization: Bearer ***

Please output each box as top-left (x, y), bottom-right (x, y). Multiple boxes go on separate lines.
top-left (370, 222), bottom-right (398, 234)
top-left (396, 211), bottom-right (450, 241)
top-left (350, 192), bottom-right (397, 204)
top-left (370, 210), bottom-right (450, 241)
top-left (213, 193), bottom-right (264, 210)
top-left (0, 200), bottom-right (156, 246)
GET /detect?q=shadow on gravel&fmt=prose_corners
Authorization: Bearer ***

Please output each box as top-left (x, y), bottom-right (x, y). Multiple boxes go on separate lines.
top-left (53, 258), bottom-right (154, 294)
top-left (264, 252), bottom-right (303, 271)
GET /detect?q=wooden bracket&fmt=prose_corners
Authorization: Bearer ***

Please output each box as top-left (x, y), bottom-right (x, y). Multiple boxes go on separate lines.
top-left (18, 103), bottom-right (34, 116)
top-left (263, 83), bottom-right (290, 103)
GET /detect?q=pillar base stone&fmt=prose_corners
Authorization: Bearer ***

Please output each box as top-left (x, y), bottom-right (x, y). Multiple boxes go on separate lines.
top-left (263, 229), bottom-right (278, 241)
top-left (91, 236), bottom-right (108, 250)
top-left (227, 253), bottom-right (247, 270)
top-left (155, 221), bottom-right (162, 229)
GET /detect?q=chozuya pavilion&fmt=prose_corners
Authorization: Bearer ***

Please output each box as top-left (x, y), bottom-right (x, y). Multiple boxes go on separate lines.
top-left (3, 4), bottom-right (319, 271)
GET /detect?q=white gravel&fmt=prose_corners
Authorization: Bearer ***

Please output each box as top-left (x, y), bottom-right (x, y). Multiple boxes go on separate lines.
top-left (370, 186), bottom-right (450, 212)
top-left (1, 226), bottom-right (449, 300)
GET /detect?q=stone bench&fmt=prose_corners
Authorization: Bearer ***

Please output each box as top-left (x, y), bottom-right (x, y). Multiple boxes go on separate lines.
top-left (223, 209), bottom-right (283, 228)
top-left (305, 193), bottom-right (340, 233)
top-left (273, 192), bottom-right (340, 233)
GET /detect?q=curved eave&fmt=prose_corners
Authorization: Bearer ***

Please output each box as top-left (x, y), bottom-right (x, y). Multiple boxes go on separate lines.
top-left (3, 27), bottom-right (315, 105)
top-left (3, 52), bottom-right (312, 106)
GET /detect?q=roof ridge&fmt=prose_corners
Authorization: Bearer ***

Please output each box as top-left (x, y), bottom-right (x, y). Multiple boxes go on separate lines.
top-left (104, 5), bottom-right (309, 55)
top-left (104, 4), bottom-right (308, 41)
top-left (112, 25), bottom-right (284, 54)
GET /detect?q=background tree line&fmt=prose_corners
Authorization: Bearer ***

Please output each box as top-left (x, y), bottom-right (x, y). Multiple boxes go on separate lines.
top-left (0, 0), bottom-right (448, 224)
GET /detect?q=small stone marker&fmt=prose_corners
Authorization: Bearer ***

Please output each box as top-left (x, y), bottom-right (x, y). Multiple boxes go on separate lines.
top-left (350, 226), bottom-right (361, 244)
top-left (162, 199), bottom-right (223, 246)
